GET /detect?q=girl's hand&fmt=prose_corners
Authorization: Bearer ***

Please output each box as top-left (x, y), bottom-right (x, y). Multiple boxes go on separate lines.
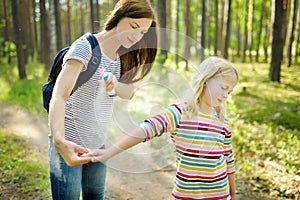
top-left (81, 149), bottom-right (111, 163)
top-left (230, 194), bottom-right (237, 200)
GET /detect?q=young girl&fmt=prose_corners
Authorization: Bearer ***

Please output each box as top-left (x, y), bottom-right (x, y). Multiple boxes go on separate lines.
top-left (87, 56), bottom-right (239, 199)
top-left (48, 0), bottom-right (158, 199)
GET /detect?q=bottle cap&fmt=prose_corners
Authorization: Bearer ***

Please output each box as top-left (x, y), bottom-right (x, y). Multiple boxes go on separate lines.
top-left (103, 72), bottom-right (110, 81)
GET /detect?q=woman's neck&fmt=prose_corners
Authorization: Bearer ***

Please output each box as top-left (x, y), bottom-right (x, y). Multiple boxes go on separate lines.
top-left (96, 30), bottom-right (121, 60)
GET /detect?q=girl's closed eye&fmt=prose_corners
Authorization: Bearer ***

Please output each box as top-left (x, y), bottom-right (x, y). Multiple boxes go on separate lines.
top-left (222, 85), bottom-right (232, 94)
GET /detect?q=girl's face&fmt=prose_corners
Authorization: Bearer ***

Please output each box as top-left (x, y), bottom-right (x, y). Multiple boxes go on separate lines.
top-left (116, 17), bottom-right (152, 48)
top-left (200, 76), bottom-right (236, 112)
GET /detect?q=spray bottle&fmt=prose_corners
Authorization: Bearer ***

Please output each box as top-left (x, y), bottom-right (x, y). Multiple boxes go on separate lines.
top-left (102, 72), bottom-right (116, 97)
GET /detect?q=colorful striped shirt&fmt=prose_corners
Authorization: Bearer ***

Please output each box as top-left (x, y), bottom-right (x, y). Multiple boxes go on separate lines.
top-left (140, 103), bottom-right (235, 200)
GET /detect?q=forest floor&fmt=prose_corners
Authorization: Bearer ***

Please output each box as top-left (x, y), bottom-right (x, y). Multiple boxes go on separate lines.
top-left (0, 102), bottom-right (289, 200)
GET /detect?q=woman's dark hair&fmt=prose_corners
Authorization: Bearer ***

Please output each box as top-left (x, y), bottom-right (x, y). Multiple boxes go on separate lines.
top-left (104, 0), bottom-right (158, 83)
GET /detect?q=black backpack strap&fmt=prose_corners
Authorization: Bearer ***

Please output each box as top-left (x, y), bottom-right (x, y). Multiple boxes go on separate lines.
top-left (73, 33), bottom-right (102, 91)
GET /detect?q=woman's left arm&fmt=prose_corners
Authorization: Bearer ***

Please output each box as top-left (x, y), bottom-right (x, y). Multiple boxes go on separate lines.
top-left (115, 82), bottom-right (135, 99)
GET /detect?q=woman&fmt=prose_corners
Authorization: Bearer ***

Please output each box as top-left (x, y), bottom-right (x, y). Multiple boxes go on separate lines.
top-left (48, 0), bottom-right (158, 199)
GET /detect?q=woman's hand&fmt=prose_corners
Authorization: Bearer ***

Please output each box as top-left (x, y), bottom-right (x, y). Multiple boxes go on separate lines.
top-left (82, 149), bottom-right (111, 163)
top-left (53, 138), bottom-right (92, 166)
top-left (98, 71), bottom-right (118, 95)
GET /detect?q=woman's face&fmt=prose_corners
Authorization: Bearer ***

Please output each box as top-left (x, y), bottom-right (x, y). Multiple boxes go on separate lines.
top-left (116, 17), bottom-right (152, 48)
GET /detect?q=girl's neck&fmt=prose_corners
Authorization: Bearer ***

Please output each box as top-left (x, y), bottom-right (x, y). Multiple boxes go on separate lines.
top-left (96, 30), bottom-right (121, 60)
top-left (198, 101), bottom-right (215, 115)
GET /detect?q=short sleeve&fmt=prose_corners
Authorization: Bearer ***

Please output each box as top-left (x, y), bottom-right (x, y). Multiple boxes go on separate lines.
top-left (62, 34), bottom-right (93, 71)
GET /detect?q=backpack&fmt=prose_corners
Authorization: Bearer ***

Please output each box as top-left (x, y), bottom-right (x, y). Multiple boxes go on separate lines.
top-left (42, 33), bottom-right (102, 112)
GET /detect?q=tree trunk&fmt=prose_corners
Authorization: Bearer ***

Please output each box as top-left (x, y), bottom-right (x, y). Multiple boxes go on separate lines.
top-left (214, 0), bottom-right (218, 55)
top-left (235, 0), bottom-right (241, 57)
top-left (247, 0), bottom-right (253, 61)
top-left (26, 0), bottom-right (34, 59)
top-left (242, 1), bottom-right (248, 62)
top-left (17, 0), bottom-right (30, 64)
top-left (218, 0), bottom-right (224, 55)
top-left (270, 0), bottom-right (285, 82)
top-left (39, 0), bottom-right (51, 69)
top-left (175, 0), bottom-right (180, 68)
top-left (11, 0), bottom-right (27, 79)
top-left (54, 0), bottom-right (62, 50)
top-left (221, 0), bottom-right (231, 59)
top-left (32, 0), bottom-right (38, 54)
top-left (157, 0), bottom-right (168, 64)
top-left (200, 0), bottom-right (206, 62)
top-left (80, 1), bottom-right (85, 35)
top-left (88, 0), bottom-right (94, 31)
top-left (285, 0), bottom-right (296, 67)
top-left (66, 0), bottom-right (71, 44)
top-left (269, 0), bottom-right (275, 53)
top-left (264, 0), bottom-right (273, 63)
top-left (294, 0), bottom-right (300, 64)
top-left (95, 0), bottom-right (100, 31)
top-left (184, 0), bottom-right (190, 70)
top-left (2, 0), bottom-right (10, 59)
top-left (256, 0), bottom-right (267, 62)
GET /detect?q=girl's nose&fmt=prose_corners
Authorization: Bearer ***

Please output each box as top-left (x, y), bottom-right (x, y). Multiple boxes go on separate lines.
top-left (223, 92), bottom-right (228, 98)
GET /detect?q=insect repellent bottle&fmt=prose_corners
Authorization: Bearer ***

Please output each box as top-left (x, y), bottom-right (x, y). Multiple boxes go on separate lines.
top-left (103, 72), bottom-right (116, 97)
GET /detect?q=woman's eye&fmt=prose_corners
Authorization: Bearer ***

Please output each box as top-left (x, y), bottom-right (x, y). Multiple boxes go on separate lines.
top-left (130, 24), bottom-right (138, 29)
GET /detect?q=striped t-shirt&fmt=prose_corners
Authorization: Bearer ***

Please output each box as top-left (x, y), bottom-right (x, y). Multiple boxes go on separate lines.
top-left (140, 103), bottom-right (235, 200)
top-left (62, 33), bottom-right (121, 149)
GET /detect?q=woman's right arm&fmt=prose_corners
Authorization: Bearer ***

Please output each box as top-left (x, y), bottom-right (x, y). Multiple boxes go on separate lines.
top-left (49, 59), bottom-right (92, 166)
top-left (115, 82), bottom-right (135, 99)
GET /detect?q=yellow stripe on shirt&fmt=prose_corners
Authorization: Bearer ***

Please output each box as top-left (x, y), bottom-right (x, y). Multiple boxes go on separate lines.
top-left (174, 183), bottom-right (229, 194)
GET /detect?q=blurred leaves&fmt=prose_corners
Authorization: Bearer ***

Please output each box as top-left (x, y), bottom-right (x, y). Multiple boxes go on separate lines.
top-left (232, 63), bottom-right (300, 198)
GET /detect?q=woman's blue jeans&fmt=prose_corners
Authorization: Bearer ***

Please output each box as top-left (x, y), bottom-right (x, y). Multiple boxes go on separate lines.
top-left (48, 139), bottom-right (107, 200)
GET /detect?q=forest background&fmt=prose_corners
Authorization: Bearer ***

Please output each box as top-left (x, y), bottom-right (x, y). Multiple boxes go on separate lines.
top-left (0, 0), bottom-right (299, 199)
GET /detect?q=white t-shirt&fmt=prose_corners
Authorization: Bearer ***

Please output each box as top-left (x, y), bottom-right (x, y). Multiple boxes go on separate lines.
top-left (62, 33), bottom-right (121, 149)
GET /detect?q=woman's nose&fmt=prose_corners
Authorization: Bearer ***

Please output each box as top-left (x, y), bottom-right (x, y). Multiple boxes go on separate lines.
top-left (133, 31), bottom-right (143, 41)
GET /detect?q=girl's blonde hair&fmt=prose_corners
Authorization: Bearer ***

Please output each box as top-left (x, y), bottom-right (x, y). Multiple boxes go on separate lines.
top-left (186, 56), bottom-right (238, 120)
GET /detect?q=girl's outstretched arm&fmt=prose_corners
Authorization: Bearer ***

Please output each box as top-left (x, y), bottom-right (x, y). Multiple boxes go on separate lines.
top-left (87, 104), bottom-right (183, 162)
top-left (87, 127), bottom-right (146, 162)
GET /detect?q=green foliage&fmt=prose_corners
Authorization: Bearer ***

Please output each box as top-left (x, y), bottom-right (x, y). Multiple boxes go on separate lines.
top-left (0, 129), bottom-right (50, 198)
top-left (0, 58), bottom-right (299, 198)
top-left (231, 62), bottom-right (300, 198)
top-left (233, 63), bottom-right (300, 130)
top-left (0, 59), bottom-right (48, 114)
